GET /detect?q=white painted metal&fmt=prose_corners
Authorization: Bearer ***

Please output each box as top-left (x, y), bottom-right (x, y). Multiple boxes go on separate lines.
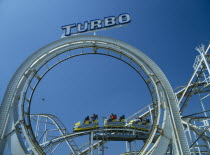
top-left (0, 35), bottom-right (190, 154)
top-left (175, 44), bottom-right (210, 155)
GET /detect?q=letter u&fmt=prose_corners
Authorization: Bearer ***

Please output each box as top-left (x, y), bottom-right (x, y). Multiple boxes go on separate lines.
top-left (77, 22), bottom-right (88, 32)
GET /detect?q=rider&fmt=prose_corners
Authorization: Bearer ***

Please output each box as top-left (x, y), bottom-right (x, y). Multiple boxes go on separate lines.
top-left (112, 114), bottom-right (117, 121)
top-left (84, 116), bottom-right (90, 124)
top-left (91, 114), bottom-right (98, 123)
top-left (107, 113), bottom-right (117, 122)
top-left (133, 117), bottom-right (142, 124)
top-left (142, 118), bottom-right (146, 125)
top-left (119, 115), bottom-right (125, 122)
top-left (108, 113), bottom-right (114, 122)
top-left (146, 119), bottom-right (150, 125)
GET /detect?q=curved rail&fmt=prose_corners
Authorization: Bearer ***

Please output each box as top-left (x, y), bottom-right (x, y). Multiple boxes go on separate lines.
top-left (0, 35), bottom-right (189, 154)
top-left (30, 114), bottom-right (81, 154)
top-left (41, 127), bottom-right (155, 153)
top-left (30, 112), bottom-right (155, 155)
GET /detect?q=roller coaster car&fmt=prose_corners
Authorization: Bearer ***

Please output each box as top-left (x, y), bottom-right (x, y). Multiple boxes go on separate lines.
top-left (73, 120), bottom-right (99, 132)
top-left (127, 120), bottom-right (150, 131)
top-left (104, 119), bottom-right (126, 128)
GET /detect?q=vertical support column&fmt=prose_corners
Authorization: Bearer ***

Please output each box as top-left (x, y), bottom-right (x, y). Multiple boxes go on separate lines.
top-left (134, 140), bottom-right (137, 155)
top-left (35, 115), bottom-right (40, 138)
top-left (193, 121), bottom-right (201, 155)
top-left (186, 122), bottom-right (196, 155)
top-left (101, 143), bottom-right (104, 155)
top-left (126, 141), bottom-right (131, 153)
top-left (133, 130), bottom-right (137, 155)
top-left (91, 131), bottom-right (94, 155)
top-left (97, 141), bottom-right (101, 155)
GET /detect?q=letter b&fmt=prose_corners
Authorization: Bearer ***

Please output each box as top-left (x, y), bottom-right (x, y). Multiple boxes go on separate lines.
top-left (104, 17), bottom-right (116, 27)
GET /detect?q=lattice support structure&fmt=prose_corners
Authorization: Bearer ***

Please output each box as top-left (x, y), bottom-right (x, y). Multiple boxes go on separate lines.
top-left (0, 35), bottom-right (190, 154)
top-left (29, 114), bottom-right (81, 154)
top-left (175, 43), bottom-right (210, 155)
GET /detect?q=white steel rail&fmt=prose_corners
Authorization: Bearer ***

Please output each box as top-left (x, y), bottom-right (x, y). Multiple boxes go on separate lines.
top-left (175, 44), bottom-right (210, 155)
top-left (0, 35), bottom-right (189, 154)
top-left (30, 114), bottom-right (81, 154)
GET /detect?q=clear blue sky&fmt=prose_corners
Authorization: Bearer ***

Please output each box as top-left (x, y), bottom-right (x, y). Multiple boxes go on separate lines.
top-left (1, 0), bottom-right (210, 154)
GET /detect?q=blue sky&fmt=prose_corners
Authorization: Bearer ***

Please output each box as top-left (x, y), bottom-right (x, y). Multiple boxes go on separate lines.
top-left (1, 0), bottom-right (210, 154)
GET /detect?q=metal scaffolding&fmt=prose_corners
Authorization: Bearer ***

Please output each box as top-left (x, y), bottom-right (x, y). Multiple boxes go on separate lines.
top-left (175, 43), bottom-right (210, 155)
top-left (2, 36), bottom-right (209, 155)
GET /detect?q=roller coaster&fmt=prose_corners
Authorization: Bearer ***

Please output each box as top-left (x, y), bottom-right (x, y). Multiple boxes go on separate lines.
top-left (28, 113), bottom-right (155, 155)
top-left (0, 35), bottom-right (210, 154)
top-left (73, 115), bottom-right (150, 132)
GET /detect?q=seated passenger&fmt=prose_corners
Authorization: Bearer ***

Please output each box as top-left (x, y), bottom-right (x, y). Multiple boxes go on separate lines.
top-left (133, 117), bottom-right (142, 124)
top-left (112, 114), bottom-right (117, 121)
top-left (146, 119), bottom-right (150, 125)
top-left (107, 114), bottom-right (113, 122)
top-left (107, 113), bottom-right (115, 122)
top-left (133, 117), bottom-right (139, 123)
top-left (119, 115), bottom-right (125, 122)
top-left (95, 114), bottom-right (98, 120)
top-left (91, 114), bottom-right (98, 123)
top-left (142, 119), bottom-right (146, 125)
top-left (84, 116), bottom-right (90, 124)
top-left (94, 114), bottom-right (98, 123)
